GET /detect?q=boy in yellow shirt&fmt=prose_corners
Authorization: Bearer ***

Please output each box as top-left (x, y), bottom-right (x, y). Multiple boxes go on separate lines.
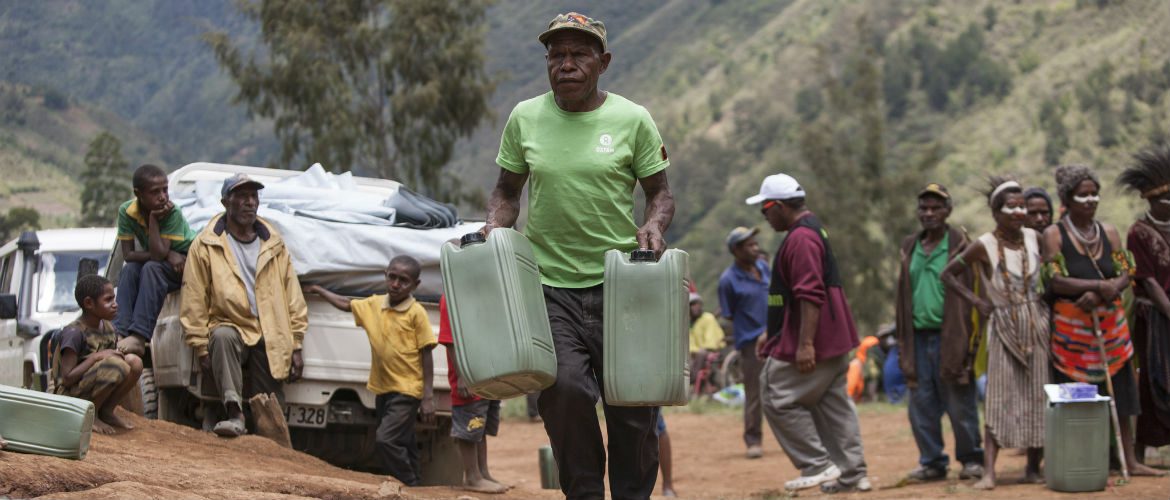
top-left (306, 255), bottom-right (436, 486)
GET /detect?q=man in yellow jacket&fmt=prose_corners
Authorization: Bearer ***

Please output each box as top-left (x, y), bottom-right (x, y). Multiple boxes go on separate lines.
top-left (180, 174), bottom-right (308, 438)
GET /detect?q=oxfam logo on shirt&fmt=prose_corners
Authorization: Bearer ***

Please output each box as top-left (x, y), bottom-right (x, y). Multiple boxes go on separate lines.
top-left (595, 133), bottom-right (615, 154)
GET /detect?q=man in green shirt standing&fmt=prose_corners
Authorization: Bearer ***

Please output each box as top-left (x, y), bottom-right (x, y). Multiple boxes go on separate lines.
top-left (114, 164), bottom-right (197, 355)
top-left (480, 12), bottom-right (674, 500)
top-left (894, 183), bottom-right (984, 482)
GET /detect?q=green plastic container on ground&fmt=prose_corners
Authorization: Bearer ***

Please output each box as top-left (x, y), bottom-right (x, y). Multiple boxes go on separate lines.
top-left (1043, 384), bottom-right (1109, 492)
top-left (0, 384), bottom-right (95, 459)
top-left (538, 444), bottom-right (560, 490)
top-left (440, 228), bottom-right (557, 400)
top-left (602, 248), bottom-right (690, 406)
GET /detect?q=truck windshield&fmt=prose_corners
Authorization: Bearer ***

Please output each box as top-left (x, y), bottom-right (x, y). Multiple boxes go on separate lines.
top-left (37, 251), bottom-right (111, 313)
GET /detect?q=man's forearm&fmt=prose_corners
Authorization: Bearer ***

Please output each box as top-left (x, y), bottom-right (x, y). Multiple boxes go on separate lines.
top-left (483, 169), bottom-right (527, 232)
top-left (797, 300), bottom-right (821, 347)
top-left (485, 190), bottom-right (520, 230)
top-left (641, 186), bottom-right (675, 235)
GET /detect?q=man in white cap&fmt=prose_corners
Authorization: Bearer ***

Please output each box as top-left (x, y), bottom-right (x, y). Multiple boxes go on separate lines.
top-left (747, 174), bottom-right (870, 494)
top-left (479, 11), bottom-right (675, 499)
top-left (181, 174), bottom-right (308, 438)
top-left (717, 226), bottom-right (768, 458)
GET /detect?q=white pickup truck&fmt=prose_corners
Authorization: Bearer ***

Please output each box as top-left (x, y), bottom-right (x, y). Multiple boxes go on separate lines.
top-left (0, 228), bottom-right (117, 391)
top-left (112, 163), bottom-right (473, 485)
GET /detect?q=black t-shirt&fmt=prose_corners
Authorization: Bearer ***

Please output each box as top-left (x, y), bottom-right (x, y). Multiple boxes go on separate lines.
top-left (55, 318), bottom-right (118, 363)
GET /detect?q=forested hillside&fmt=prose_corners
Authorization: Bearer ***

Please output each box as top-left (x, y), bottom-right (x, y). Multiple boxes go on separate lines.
top-left (2, 0), bottom-right (1169, 330)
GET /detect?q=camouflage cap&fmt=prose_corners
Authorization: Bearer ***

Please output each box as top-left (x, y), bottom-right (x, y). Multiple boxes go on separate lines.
top-left (538, 12), bottom-right (607, 52)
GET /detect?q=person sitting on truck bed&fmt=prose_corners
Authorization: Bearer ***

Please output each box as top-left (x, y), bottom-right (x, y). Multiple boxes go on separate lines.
top-left (114, 164), bottom-right (197, 356)
top-left (180, 174), bottom-right (308, 439)
top-left (53, 274), bottom-right (144, 434)
top-left (305, 255), bottom-right (437, 487)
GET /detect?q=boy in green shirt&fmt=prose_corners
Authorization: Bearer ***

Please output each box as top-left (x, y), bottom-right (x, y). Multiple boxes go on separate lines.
top-left (113, 164), bottom-right (197, 355)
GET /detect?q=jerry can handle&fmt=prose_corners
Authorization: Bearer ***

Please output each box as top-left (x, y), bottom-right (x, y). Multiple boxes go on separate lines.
top-left (460, 232), bottom-right (487, 247)
top-left (631, 249), bottom-right (656, 262)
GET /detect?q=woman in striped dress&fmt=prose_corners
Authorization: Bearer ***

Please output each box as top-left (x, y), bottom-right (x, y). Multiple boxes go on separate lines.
top-left (942, 176), bottom-right (1048, 489)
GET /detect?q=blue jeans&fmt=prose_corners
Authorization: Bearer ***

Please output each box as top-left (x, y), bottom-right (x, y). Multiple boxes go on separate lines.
top-left (908, 331), bottom-right (984, 470)
top-left (114, 261), bottom-right (181, 340)
top-left (883, 346), bottom-right (907, 404)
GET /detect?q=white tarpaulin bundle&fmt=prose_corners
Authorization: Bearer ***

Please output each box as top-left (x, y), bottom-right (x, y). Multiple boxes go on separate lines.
top-left (172, 164), bottom-right (479, 297)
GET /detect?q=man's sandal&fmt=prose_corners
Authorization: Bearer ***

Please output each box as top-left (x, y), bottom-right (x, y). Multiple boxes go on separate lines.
top-left (213, 418), bottom-right (246, 438)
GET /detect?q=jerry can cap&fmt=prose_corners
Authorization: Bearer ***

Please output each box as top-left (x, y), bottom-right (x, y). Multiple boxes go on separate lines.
top-left (631, 249), bottom-right (656, 262)
top-left (461, 232), bottom-right (487, 247)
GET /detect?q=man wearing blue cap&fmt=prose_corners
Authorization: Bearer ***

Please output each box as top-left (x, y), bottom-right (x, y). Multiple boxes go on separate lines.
top-left (479, 11), bottom-right (675, 500)
top-left (181, 174), bottom-right (308, 438)
top-left (718, 226), bottom-right (769, 459)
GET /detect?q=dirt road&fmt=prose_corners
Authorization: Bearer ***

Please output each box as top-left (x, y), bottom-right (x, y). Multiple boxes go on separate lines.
top-left (1, 403), bottom-right (1166, 499)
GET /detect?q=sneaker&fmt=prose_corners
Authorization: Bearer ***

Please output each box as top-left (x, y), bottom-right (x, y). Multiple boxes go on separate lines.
top-left (856, 477), bottom-right (873, 491)
top-left (785, 464), bottom-right (842, 491)
top-left (820, 476), bottom-right (873, 494)
top-left (745, 445), bottom-right (763, 459)
top-left (906, 465), bottom-right (947, 482)
top-left (959, 462), bottom-right (984, 480)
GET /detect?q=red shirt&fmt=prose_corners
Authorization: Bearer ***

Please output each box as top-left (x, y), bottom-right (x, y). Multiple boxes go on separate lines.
top-left (763, 213), bottom-right (860, 362)
top-left (438, 295), bottom-right (480, 406)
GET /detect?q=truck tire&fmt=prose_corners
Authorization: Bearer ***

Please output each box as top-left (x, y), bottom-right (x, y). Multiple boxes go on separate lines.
top-left (157, 387), bottom-right (199, 428)
top-left (139, 368), bottom-right (158, 419)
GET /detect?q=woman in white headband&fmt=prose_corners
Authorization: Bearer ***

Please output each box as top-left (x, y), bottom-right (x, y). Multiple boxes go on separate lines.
top-left (941, 175), bottom-right (1048, 489)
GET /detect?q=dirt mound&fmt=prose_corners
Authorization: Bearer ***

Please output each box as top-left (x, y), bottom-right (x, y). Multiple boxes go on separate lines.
top-left (3, 404), bottom-right (1166, 499)
top-left (0, 409), bottom-right (409, 500)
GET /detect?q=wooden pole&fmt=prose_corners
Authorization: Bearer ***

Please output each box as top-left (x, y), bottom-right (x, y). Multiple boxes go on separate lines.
top-left (1092, 311), bottom-right (1129, 481)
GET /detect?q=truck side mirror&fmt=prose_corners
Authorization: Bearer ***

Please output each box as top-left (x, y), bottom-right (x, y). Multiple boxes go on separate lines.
top-left (0, 294), bottom-right (16, 320)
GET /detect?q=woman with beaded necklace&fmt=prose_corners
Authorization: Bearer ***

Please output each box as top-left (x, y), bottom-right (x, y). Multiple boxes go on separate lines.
top-left (1041, 165), bottom-right (1162, 477)
top-left (1119, 147), bottom-right (1170, 470)
top-left (941, 176), bottom-right (1048, 489)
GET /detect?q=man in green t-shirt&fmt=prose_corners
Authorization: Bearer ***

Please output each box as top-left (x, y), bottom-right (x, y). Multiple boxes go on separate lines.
top-left (894, 183), bottom-right (984, 483)
top-left (480, 12), bottom-right (675, 500)
top-left (113, 164), bottom-right (197, 355)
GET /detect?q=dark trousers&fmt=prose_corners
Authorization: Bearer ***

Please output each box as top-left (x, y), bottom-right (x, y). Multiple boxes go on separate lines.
top-left (526, 391), bottom-right (540, 418)
top-left (539, 285), bottom-right (659, 500)
top-left (208, 327), bottom-right (282, 409)
top-left (114, 260), bottom-right (181, 340)
top-left (738, 343), bottom-right (764, 447)
top-left (375, 392), bottom-right (421, 486)
top-left (908, 330), bottom-right (984, 469)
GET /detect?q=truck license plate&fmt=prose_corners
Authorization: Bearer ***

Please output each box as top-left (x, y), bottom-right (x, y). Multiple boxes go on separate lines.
top-left (283, 403), bottom-right (328, 428)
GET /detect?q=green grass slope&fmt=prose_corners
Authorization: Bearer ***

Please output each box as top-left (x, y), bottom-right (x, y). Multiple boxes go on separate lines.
top-left (454, 0), bottom-right (1170, 331)
top-left (0, 82), bottom-right (166, 227)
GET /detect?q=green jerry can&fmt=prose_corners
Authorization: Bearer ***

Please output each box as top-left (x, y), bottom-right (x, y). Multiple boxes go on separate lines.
top-left (1043, 384), bottom-right (1110, 492)
top-left (538, 444), bottom-right (560, 490)
top-left (440, 228), bottom-right (557, 400)
top-left (602, 248), bottom-right (690, 406)
top-left (0, 384), bottom-right (95, 459)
